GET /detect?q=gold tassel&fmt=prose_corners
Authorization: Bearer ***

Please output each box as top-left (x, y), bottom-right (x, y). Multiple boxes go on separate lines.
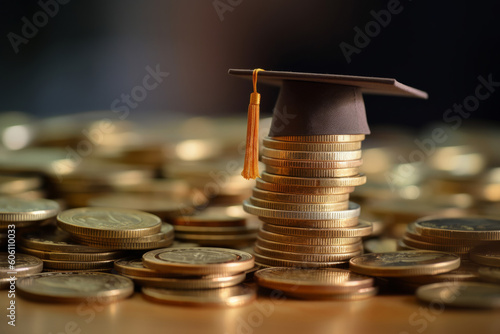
top-left (241, 68), bottom-right (264, 180)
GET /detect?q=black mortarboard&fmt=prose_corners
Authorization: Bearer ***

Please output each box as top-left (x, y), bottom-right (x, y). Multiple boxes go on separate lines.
top-left (228, 69), bottom-right (428, 179)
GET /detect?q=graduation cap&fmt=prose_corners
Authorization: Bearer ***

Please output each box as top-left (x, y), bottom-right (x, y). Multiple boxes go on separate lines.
top-left (228, 69), bottom-right (428, 179)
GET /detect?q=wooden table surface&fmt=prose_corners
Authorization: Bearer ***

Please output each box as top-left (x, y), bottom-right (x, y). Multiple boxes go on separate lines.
top-left (2, 288), bottom-right (499, 334)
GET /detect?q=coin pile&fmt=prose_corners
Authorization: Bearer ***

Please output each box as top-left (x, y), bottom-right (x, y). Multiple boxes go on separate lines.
top-left (56, 207), bottom-right (173, 254)
top-left (0, 253), bottom-right (43, 289)
top-left (255, 267), bottom-right (377, 300)
top-left (242, 135), bottom-right (372, 267)
top-left (171, 210), bottom-right (259, 248)
top-left (117, 247), bottom-right (256, 306)
top-left (399, 217), bottom-right (500, 259)
top-left (0, 197), bottom-right (60, 245)
top-left (19, 225), bottom-right (125, 272)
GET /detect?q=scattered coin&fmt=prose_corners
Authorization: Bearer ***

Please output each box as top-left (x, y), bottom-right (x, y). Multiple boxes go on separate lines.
top-left (416, 282), bottom-right (500, 309)
top-left (0, 197), bottom-right (59, 221)
top-left (17, 272), bottom-right (134, 303)
top-left (0, 252), bottom-right (43, 277)
top-left (414, 217), bottom-right (500, 240)
top-left (57, 207), bottom-right (162, 238)
top-left (470, 242), bottom-right (500, 267)
top-left (142, 247), bottom-right (254, 275)
top-left (349, 251), bottom-right (461, 277)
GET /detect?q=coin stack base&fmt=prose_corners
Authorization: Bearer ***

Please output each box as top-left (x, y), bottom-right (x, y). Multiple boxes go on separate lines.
top-left (243, 135), bottom-right (372, 268)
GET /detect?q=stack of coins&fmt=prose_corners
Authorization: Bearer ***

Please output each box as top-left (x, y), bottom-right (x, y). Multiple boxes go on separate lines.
top-left (19, 225), bottom-right (125, 272)
top-left (0, 197), bottom-right (60, 248)
top-left (255, 267), bottom-right (377, 300)
top-left (399, 217), bottom-right (500, 259)
top-left (243, 135), bottom-right (372, 267)
top-left (56, 207), bottom-right (172, 260)
top-left (119, 247), bottom-right (256, 306)
top-left (0, 253), bottom-right (43, 289)
top-left (171, 211), bottom-right (259, 248)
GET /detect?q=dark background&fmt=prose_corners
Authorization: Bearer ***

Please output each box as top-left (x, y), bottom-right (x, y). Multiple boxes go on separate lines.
top-left (0, 0), bottom-right (499, 128)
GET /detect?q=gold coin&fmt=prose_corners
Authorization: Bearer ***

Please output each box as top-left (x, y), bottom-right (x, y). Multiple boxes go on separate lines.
top-left (256, 237), bottom-right (363, 254)
top-left (271, 134), bottom-right (365, 142)
top-left (416, 282), bottom-right (500, 309)
top-left (57, 207), bottom-right (162, 238)
top-left (243, 200), bottom-right (360, 220)
top-left (263, 220), bottom-right (372, 238)
top-left (263, 138), bottom-right (362, 151)
top-left (249, 197), bottom-right (349, 212)
top-left (397, 261), bottom-right (481, 284)
top-left (254, 253), bottom-right (347, 268)
top-left (285, 286), bottom-right (377, 300)
top-left (265, 165), bottom-right (360, 178)
top-left (261, 172), bottom-right (366, 187)
top-left (262, 147), bottom-right (362, 161)
top-left (478, 266), bottom-right (500, 284)
top-left (262, 156), bottom-right (363, 169)
top-left (142, 285), bottom-right (256, 307)
top-left (414, 217), bottom-right (500, 240)
top-left (254, 244), bottom-right (362, 262)
top-left (252, 188), bottom-right (349, 204)
top-left (142, 247), bottom-right (254, 275)
top-left (259, 216), bottom-right (359, 228)
top-left (256, 179), bottom-right (355, 195)
top-left (173, 213), bottom-right (246, 227)
top-left (19, 246), bottom-right (124, 261)
top-left (0, 253), bottom-right (43, 278)
top-left (258, 228), bottom-right (360, 246)
top-left (88, 194), bottom-right (194, 219)
top-left (349, 251), bottom-right (461, 277)
top-left (42, 259), bottom-right (115, 270)
top-left (17, 272), bottom-right (134, 303)
top-left (255, 267), bottom-right (373, 294)
top-left (405, 223), bottom-right (487, 246)
top-left (470, 242), bottom-right (500, 267)
top-left (0, 197), bottom-right (59, 221)
top-left (20, 226), bottom-right (113, 253)
top-left (122, 272), bottom-right (246, 289)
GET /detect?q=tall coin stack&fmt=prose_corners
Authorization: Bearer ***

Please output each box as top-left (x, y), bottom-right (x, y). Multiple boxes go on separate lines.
top-left (243, 134), bottom-right (373, 268)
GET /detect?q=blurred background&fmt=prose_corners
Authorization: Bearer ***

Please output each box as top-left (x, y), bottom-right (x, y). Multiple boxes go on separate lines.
top-left (0, 0), bottom-right (499, 126)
